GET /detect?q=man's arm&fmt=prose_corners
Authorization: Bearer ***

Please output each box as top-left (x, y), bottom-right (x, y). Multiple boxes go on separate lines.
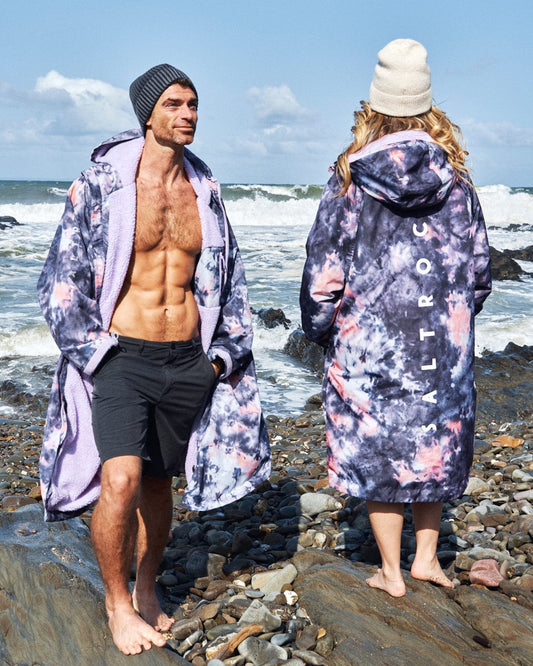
top-left (37, 176), bottom-right (116, 375)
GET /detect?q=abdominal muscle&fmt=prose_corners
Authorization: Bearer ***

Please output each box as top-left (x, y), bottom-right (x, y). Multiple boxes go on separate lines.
top-left (109, 247), bottom-right (200, 342)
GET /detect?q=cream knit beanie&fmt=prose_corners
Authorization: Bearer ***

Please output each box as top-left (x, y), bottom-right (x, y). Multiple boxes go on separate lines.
top-left (369, 39), bottom-right (432, 117)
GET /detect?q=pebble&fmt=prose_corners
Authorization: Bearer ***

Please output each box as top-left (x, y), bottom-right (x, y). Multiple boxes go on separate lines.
top-left (469, 559), bottom-right (505, 587)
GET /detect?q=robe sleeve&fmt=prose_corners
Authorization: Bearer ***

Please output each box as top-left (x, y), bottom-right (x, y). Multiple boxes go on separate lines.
top-left (471, 187), bottom-right (492, 315)
top-left (37, 177), bottom-right (116, 375)
top-left (300, 173), bottom-right (360, 346)
top-left (207, 219), bottom-right (254, 378)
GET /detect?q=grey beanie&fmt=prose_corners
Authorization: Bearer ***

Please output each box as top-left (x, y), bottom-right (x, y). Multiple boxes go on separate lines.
top-left (129, 64), bottom-right (198, 132)
top-left (369, 39), bottom-right (432, 117)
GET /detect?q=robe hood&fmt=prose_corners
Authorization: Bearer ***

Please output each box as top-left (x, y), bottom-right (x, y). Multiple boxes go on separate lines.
top-left (349, 130), bottom-right (457, 211)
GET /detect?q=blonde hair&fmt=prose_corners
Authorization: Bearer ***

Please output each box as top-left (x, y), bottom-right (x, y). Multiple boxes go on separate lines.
top-left (336, 101), bottom-right (471, 196)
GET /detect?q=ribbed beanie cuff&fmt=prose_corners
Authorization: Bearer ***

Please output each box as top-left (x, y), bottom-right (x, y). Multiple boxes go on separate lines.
top-left (129, 64), bottom-right (197, 132)
top-left (369, 39), bottom-right (432, 117)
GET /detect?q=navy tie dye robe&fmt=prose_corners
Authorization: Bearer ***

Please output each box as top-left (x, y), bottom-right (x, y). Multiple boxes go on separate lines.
top-left (300, 130), bottom-right (491, 503)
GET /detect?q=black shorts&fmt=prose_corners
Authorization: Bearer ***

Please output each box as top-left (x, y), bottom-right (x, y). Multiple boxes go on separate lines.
top-left (91, 336), bottom-right (216, 477)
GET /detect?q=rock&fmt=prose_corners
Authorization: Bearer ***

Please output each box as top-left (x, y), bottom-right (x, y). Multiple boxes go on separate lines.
top-left (293, 550), bottom-right (532, 665)
top-left (0, 504), bottom-right (188, 665)
top-left (489, 246), bottom-right (524, 280)
top-left (251, 563), bottom-right (297, 595)
top-left (294, 623), bottom-right (319, 650)
top-left (463, 477), bottom-right (490, 495)
top-left (238, 600), bottom-right (282, 632)
top-left (469, 559), bottom-right (505, 587)
top-left (503, 245), bottom-right (533, 262)
top-left (254, 307), bottom-right (291, 329)
top-left (492, 434), bottom-right (525, 448)
top-left (475, 344), bottom-right (533, 423)
top-left (237, 636), bottom-right (288, 664)
top-left (291, 649), bottom-right (329, 665)
top-left (299, 493), bottom-right (342, 517)
top-left (0, 216), bottom-right (19, 230)
top-left (284, 330), bottom-right (324, 374)
top-left (172, 616), bottom-right (204, 640)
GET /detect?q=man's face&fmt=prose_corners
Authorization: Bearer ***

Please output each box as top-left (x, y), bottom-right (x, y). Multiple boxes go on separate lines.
top-left (146, 83), bottom-right (198, 146)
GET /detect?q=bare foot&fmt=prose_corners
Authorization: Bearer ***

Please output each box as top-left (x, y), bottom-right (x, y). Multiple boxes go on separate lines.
top-left (133, 587), bottom-right (174, 632)
top-left (411, 557), bottom-right (454, 589)
top-left (108, 606), bottom-right (167, 655)
top-left (366, 568), bottom-right (406, 598)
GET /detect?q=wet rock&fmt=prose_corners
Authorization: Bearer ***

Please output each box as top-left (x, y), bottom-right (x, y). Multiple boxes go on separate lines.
top-left (0, 216), bottom-right (19, 230)
top-left (489, 246), bottom-right (524, 280)
top-left (284, 330), bottom-right (324, 374)
top-left (254, 307), bottom-right (292, 329)
top-left (503, 244), bottom-right (533, 265)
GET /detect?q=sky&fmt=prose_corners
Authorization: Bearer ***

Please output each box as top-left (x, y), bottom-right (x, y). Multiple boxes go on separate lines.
top-left (0, 0), bottom-right (531, 186)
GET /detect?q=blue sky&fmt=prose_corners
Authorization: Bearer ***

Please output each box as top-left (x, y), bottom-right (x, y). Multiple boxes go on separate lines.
top-left (1, 0), bottom-right (531, 185)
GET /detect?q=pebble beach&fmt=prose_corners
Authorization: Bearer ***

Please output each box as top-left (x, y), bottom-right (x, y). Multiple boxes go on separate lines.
top-left (1, 368), bottom-right (532, 665)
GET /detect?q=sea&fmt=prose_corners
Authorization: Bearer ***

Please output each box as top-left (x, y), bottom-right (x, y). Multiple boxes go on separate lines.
top-left (1, 181), bottom-right (532, 418)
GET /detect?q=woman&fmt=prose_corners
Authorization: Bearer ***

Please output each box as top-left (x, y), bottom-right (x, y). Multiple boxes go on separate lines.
top-left (300, 39), bottom-right (491, 597)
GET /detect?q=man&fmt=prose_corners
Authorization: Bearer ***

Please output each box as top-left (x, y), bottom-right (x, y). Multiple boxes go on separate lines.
top-left (38, 65), bottom-right (270, 655)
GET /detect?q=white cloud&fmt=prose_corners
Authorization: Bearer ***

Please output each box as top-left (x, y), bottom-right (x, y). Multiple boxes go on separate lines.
top-left (233, 84), bottom-right (329, 161)
top-left (461, 119), bottom-right (533, 147)
top-left (247, 84), bottom-right (310, 125)
top-left (35, 71), bottom-right (135, 135)
top-left (0, 71), bottom-right (136, 143)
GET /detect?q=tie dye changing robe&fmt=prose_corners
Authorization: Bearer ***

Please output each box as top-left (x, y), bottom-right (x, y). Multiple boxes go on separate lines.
top-left (300, 131), bottom-right (491, 503)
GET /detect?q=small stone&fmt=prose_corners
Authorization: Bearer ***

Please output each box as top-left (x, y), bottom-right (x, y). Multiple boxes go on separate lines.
top-left (455, 553), bottom-right (475, 571)
top-left (291, 649), bottom-right (329, 665)
top-left (238, 636), bottom-right (288, 664)
top-left (245, 589), bottom-right (264, 599)
top-left (271, 632), bottom-right (296, 647)
top-left (157, 573), bottom-right (178, 587)
top-left (469, 559), bottom-right (505, 587)
top-left (251, 563), bottom-right (297, 595)
top-left (238, 600), bottom-right (282, 631)
top-left (512, 469), bottom-right (533, 483)
top-left (299, 493), bottom-right (342, 517)
top-left (177, 629), bottom-right (204, 655)
top-left (284, 590), bottom-right (298, 605)
top-left (192, 602), bottom-right (221, 622)
top-left (295, 624), bottom-right (319, 651)
top-left (492, 434), bottom-right (525, 448)
top-left (463, 477), bottom-right (490, 495)
top-left (171, 616), bottom-right (203, 640)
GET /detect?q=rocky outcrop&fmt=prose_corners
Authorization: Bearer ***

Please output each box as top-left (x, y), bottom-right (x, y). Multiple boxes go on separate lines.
top-left (0, 504), bottom-right (188, 666)
top-left (475, 343), bottom-right (533, 424)
top-left (489, 246), bottom-right (526, 280)
top-left (252, 307), bottom-right (292, 330)
top-left (293, 550), bottom-right (533, 666)
top-left (284, 329), bottom-right (324, 374)
top-left (0, 216), bottom-right (19, 231)
top-left (503, 244), bottom-right (533, 262)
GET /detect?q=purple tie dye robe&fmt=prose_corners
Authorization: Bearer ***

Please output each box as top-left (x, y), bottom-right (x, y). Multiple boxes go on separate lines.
top-left (38, 129), bottom-right (270, 521)
top-left (300, 131), bottom-right (491, 503)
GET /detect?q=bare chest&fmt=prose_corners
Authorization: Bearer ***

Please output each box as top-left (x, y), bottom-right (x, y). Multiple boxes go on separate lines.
top-left (134, 181), bottom-right (202, 254)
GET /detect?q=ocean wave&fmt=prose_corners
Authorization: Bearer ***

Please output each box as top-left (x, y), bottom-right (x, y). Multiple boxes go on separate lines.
top-left (222, 183), bottom-right (323, 202)
top-left (477, 185), bottom-right (533, 228)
